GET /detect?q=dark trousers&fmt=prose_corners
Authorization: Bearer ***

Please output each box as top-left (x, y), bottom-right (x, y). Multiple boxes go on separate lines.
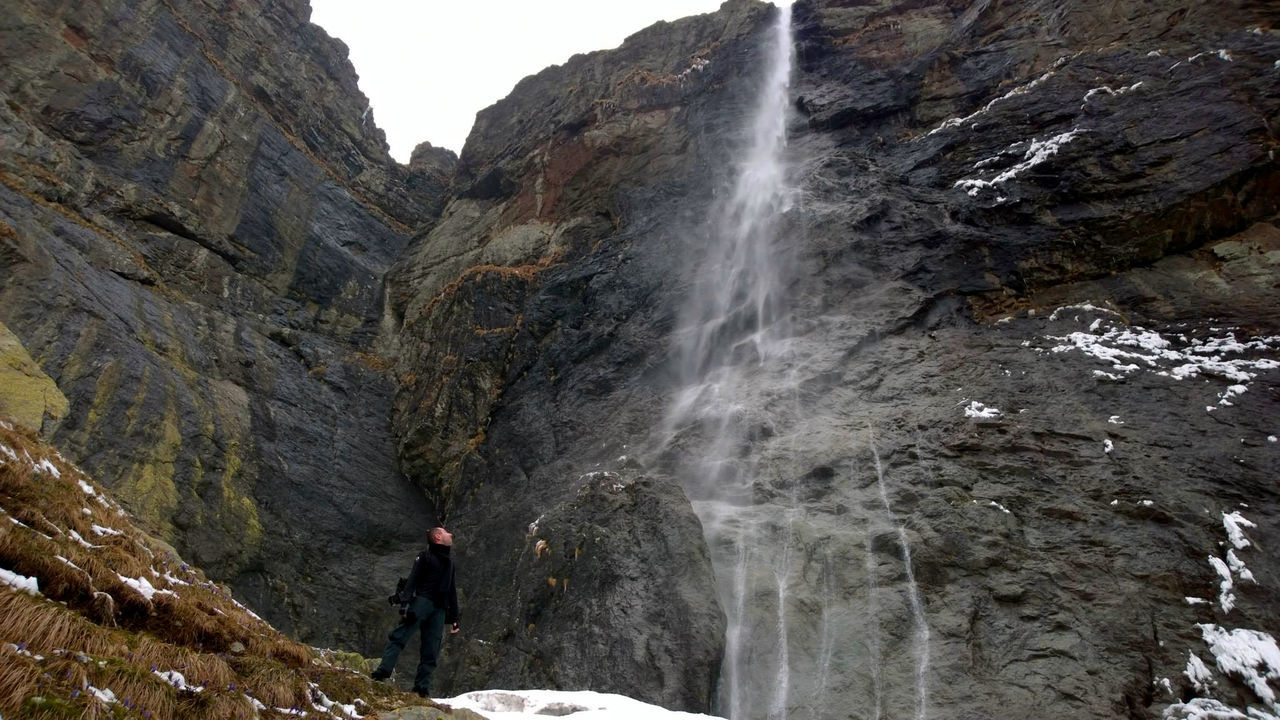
top-left (375, 595), bottom-right (446, 693)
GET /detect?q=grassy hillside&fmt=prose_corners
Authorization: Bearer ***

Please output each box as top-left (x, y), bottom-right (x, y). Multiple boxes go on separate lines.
top-left (0, 419), bottom-right (449, 719)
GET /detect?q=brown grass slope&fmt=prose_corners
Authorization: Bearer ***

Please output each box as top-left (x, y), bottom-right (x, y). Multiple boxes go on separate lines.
top-left (0, 420), bottom-right (446, 719)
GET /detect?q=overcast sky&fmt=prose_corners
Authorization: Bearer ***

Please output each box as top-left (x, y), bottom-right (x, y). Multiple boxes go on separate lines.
top-left (308, 1), bottom-right (728, 163)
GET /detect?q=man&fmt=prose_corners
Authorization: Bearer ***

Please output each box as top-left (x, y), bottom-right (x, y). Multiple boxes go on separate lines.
top-left (371, 526), bottom-right (460, 696)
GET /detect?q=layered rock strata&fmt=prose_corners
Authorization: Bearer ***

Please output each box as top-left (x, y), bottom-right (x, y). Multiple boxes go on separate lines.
top-left (0, 0), bottom-right (447, 651)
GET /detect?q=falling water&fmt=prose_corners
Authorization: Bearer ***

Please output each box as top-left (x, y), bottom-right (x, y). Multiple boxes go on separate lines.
top-left (870, 433), bottom-right (931, 720)
top-left (663, 2), bottom-right (934, 718)
top-left (664, 3), bottom-right (796, 718)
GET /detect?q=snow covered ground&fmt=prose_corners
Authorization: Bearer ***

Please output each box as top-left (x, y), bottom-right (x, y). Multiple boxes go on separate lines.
top-left (441, 690), bottom-right (717, 720)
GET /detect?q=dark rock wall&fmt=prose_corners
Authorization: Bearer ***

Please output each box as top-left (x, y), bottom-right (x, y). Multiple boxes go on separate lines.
top-left (389, 0), bottom-right (1280, 717)
top-left (0, 0), bottom-right (449, 651)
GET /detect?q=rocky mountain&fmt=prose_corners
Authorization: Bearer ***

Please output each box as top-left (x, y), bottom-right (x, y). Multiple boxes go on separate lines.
top-left (2, 0), bottom-right (1278, 718)
top-left (0, 0), bottom-right (447, 652)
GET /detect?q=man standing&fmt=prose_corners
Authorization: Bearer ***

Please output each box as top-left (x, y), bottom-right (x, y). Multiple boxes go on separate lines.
top-left (371, 526), bottom-right (460, 696)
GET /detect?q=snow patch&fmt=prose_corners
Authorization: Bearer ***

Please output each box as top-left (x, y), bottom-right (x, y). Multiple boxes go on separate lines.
top-left (1196, 624), bottom-right (1280, 707)
top-left (964, 401), bottom-right (1002, 418)
top-left (116, 574), bottom-right (174, 602)
top-left (0, 567), bottom-right (40, 595)
top-left (34, 458), bottom-right (60, 477)
top-left (443, 689), bottom-right (718, 720)
top-left (1038, 313), bottom-right (1280, 410)
top-left (309, 681), bottom-right (361, 718)
top-left (155, 669), bottom-right (204, 693)
top-left (1223, 512), bottom-right (1255, 549)
top-left (954, 129), bottom-right (1087, 197)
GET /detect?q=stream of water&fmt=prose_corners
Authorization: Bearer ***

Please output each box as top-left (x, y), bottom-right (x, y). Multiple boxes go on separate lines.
top-left (662, 3), bottom-right (932, 718)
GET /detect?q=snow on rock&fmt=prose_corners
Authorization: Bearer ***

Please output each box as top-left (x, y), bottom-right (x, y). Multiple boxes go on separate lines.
top-left (1082, 81), bottom-right (1144, 107)
top-left (954, 129), bottom-right (1087, 198)
top-left (1163, 698), bottom-right (1267, 720)
top-left (1036, 311), bottom-right (1280, 411)
top-left (964, 401), bottom-right (1002, 418)
top-left (1209, 556), bottom-right (1238, 613)
top-left (1196, 625), bottom-right (1280, 707)
top-left (1104, 439), bottom-right (1114, 454)
top-left (1186, 653), bottom-right (1215, 692)
top-left (77, 478), bottom-right (96, 496)
top-left (0, 567), bottom-right (40, 595)
top-left (1223, 512), bottom-right (1256, 549)
top-left (926, 64), bottom-right (1065, 136)
top-left (91, 524), bottom-right (123, 537)
top-left (442, 689), bottom-right (718, 720)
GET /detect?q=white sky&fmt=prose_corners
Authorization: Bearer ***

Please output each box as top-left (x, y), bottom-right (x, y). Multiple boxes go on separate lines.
top-left (308, 1), bottom-right (728, 163)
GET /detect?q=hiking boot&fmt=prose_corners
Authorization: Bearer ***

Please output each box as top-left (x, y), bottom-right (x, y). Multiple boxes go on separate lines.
top-left (370, 668), bottom-right (390, 681)
top-left (414, 687), bottom-right (430, 698)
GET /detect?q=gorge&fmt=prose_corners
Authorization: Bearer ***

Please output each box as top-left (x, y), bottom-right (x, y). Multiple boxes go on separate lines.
top-left (1, 0), bottom-right (1278, 719)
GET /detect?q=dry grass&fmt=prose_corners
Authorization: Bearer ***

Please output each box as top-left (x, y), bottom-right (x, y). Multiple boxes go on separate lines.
top-left (0, 651), bottom-right (43, 716)
top-left (0, 422), bottom-right (435, 718)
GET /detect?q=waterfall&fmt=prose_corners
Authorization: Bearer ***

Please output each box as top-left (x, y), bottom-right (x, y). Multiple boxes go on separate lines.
top-left (664, 3), bottom-right (797, 718)
top-left (662, 3), bottom-right (932, 718)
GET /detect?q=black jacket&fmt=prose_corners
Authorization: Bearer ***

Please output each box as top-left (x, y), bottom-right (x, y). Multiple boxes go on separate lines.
top-left (400, 543), bottom-right (459, 625)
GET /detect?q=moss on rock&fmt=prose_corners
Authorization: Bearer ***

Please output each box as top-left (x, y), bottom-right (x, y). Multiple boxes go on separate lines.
top-left (0, 320), bottom-right (68, 432)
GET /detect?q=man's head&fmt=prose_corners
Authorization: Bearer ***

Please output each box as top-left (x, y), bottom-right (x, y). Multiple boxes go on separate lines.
top-left (428, 526), bottom-right (453, 547)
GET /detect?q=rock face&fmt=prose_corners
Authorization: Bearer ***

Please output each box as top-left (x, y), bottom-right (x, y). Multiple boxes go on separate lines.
top-left (389, 0), bottom-right (1280, 717)
top-left (3, 0), bottom-right (1279, 716)
top-left (0, 0), bottom-right (444, 651)
top-left (452, 472), bottom-right (723, 711)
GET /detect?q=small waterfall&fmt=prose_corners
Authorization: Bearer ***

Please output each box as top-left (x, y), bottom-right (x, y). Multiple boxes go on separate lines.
top-left (870, 433), bottom-right (931, 720)
top-left (864, 531), bottom-right (884, 720)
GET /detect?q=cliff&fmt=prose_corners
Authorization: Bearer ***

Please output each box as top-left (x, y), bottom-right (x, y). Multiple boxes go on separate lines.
top-left (0, 0), bottom-right (451, 653)
top-left (390, 0), bottom-right (1280, 716)
top-left (1, 0), bottom-right (1278, 717)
